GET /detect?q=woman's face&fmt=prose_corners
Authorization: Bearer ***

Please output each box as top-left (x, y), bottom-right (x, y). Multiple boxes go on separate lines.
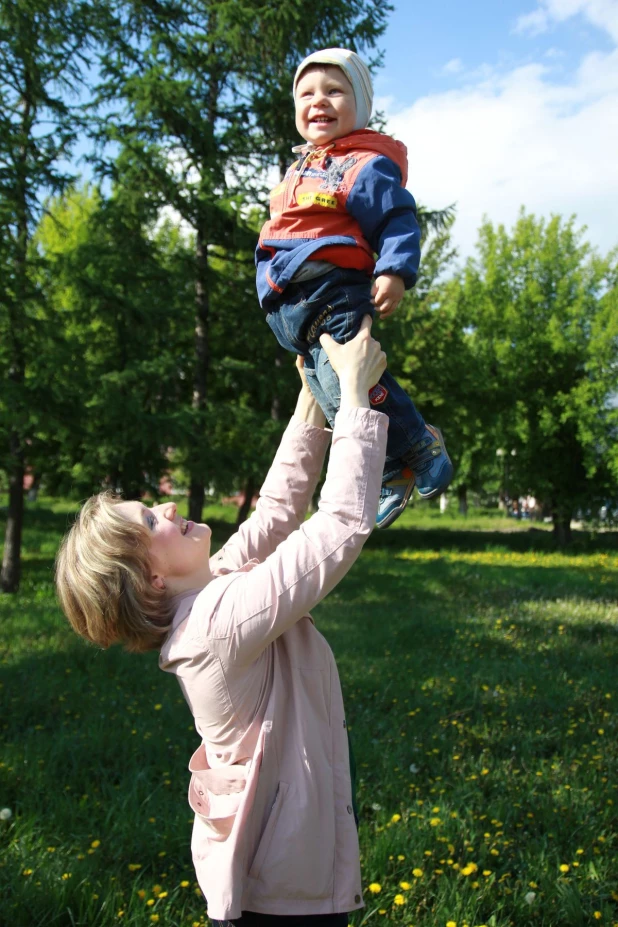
top-left (117, 500), bottom-right (212, 592)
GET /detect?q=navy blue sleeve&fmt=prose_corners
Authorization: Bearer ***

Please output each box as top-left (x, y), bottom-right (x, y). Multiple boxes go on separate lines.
top-left (345, 155), bottom-right (421, 289)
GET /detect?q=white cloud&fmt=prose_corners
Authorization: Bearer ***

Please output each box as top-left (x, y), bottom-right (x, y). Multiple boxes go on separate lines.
top-left (442, 57), bottom-right (464, 74)
top-left (515, 0), bottom-right (618, 42)
top-left (382, 46), bottom-right (618, 261)
top-left (514, 8), bottom-right (550, 35)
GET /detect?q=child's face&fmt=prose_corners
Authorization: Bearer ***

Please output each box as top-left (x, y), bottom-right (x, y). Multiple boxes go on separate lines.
top-left (295, 65), bottom-right (357, 146)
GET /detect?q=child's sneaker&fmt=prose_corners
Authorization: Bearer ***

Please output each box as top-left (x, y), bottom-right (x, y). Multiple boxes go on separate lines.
top-left (405, 425), bottom-right (453, 500)
top-left (376, 467), bottom-right (415, 529)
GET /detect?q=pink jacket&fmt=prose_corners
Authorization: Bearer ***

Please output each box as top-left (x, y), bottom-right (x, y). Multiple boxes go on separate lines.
top-left (159, 407), bottom-right (388, 920)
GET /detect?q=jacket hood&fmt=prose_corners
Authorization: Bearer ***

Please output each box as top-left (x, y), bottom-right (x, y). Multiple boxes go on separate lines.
top-left (312, 130), bottom-right (408, 186)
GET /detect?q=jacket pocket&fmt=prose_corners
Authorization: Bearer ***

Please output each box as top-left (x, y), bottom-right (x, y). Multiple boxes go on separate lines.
top-left (188, 744), bottom-right (249, 842)
top-left (248, 781), bottom-right (289, 880)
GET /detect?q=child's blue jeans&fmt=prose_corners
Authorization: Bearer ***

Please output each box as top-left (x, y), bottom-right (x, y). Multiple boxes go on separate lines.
top-left (265, 268), bottom-right (426, 482)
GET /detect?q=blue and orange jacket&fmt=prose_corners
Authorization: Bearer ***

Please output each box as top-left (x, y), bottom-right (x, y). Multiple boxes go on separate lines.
top-left (256, 129), bottom-right (421, 307)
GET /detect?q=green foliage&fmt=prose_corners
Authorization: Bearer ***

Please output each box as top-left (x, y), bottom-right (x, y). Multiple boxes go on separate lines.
top-left (34, 183), bottom-right (195, 498)
top-left (459, 212), bottom-right (618, 528)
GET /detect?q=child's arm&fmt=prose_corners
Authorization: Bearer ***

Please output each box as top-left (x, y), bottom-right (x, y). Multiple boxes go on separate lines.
top-left (346, 155), bottom-right (421, 316)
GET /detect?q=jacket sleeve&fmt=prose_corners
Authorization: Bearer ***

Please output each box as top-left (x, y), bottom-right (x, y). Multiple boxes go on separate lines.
top-left (210, 415), bottom-right (332, 574)
top-left (345, 155), bottom-right (421, 288)
top-left (202, 407), bottom-right (388, 665)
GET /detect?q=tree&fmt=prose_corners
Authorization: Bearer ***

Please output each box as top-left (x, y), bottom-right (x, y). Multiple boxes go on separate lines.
top-left (0, 0), bottom-right (95, 591)
top-left (454, 212), bottom-right (618, 542)
top-left (92, 0), bottom-right (394, 523)
top-left (35, 181), bottom-right (195, 499)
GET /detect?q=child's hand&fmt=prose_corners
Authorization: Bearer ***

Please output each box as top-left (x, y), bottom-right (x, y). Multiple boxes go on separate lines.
top-left (372, 273), bottom-right (405, 318)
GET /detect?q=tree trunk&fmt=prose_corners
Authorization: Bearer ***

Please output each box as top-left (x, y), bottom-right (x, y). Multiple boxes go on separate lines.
top-left (457, 483), bottom-right (468, 517)
top-left (236, 477), bottom-right (256, 527)
top-left (1, 435), bottom-right (25, 593)
top-left (553, 513), bottom-right (572, 546)
top-left (188, 226), bottom-right (209, 524)
top-left (2, 92), bottom-right (29, 593)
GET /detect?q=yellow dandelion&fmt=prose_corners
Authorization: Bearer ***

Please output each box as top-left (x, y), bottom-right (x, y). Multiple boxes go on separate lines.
top-left (394, 894), bottom-right (405, 906)
top-left (138, 890), bottom-right (146, 900)
top-left (154, 704), bottom-right (162, 710)
top-left (153, 885), bottom-right (162, 895)
top-left (430, 817), bottom-right (442, 827)
top-left (158, 891), bottom-right (168, 899)
top-left (22, 869), bottom-right (33, 876)
top-left (397, 855), bottom-right (405, 861)
top-left (180, 880), bottom-right (190, 888)
top-left (400, 881), bottom-right (412, 890)
top-left (368, 883), bottom-right (382, 894)
top-left (412, 868), bottom-right (424, 878)
top-left (128, 863), bottom-right (142, 871)
top-left (146, 899), bottom-right (155, 907)
top-left (150, 917), bottom-right (160, 924)
top-left (61, 873), bottom-right (72, 880)
top-left (593, 914), bottom-right (601, 921)
top-left (559, 864), bottom-right (569, 873)
top-left (91, 839), bottom-right (100, 849)
top-left (446, 921), bottom-right (457, 927)
top-left (391, 813), bottom-right (402, 823)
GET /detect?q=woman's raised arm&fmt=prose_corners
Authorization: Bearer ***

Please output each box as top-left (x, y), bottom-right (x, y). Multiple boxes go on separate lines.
top-left (210, 361), bottom-right (330, 574)
top-left (199, 318), bottom-right (389, 663)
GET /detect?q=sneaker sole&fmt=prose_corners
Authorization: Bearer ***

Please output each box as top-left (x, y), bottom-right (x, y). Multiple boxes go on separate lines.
top-left (376, 480), bottom-right (416, 529)
top-left (415, 426), bottom-right (454, 501)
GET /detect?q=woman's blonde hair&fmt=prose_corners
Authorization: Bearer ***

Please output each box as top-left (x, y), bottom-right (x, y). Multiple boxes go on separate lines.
top-left (55, 492), bottom-right (173, 652)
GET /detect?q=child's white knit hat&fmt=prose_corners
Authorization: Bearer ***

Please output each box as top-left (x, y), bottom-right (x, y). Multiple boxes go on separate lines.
top-left (293, 48), bottom-right (373, 131)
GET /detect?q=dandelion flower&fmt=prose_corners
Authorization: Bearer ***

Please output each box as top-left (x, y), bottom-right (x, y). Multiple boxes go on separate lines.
top-left (593, 914), bottom-right (601, 921)
top-left (446, 921), bottom-right (457, 927)
top-left (412, 869), bottom-right (423, 878)
top-left (559, 864), bottom-right (569, 873)
top-left (91, 839), bottom-right (100, 849)
top-left (430, 818), bottom-right (442, 827)
top-left (400, 881), bottom-right (412, 890)
top-left (391, 813), bottom-right (401, 823)
top-left (0, 808), bottom-right (12, 821)
top-left (368, 883), bottom-right (382, 894)
top-left (128, 863), bottom-right (142, 871)
top-left (180, 880), bottom-right (190, 888)
top-left (22, 869), bottom-right (33, 876)
top-left (394, 894), bottom-right (405, 905)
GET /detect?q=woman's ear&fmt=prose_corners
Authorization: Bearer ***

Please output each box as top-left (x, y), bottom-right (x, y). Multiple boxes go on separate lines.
top-left (151, 574), bottom-right (166, 591)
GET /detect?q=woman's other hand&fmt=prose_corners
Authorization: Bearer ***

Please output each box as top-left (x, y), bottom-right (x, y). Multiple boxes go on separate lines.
top-left (294, 356), bottom-right (327, 428)
top-left (319, 316), bottom-right (387, 410)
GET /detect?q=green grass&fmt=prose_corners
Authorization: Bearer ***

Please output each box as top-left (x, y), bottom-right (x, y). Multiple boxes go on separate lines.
top-left (1, 498), bottom-right (617, 927)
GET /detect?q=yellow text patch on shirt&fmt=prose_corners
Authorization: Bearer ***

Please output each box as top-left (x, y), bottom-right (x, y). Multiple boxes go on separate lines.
top-left (297, 192), bottom-right (338, 209)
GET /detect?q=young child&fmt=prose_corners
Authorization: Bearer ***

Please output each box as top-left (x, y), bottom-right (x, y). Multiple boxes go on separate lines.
top-left (255, 48), bottom-right (453, 527)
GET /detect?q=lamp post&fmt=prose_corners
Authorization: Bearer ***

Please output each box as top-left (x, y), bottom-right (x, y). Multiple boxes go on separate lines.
top-left (496, 448), bottom-right (506, 510)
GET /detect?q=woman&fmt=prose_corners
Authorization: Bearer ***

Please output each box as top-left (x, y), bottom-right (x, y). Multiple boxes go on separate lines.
top-left (56, 318), bottom-right (388, 926)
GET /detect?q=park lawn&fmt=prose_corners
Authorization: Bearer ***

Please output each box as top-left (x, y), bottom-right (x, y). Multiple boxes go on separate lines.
top-left (0, 499), bottom-right (617, 927)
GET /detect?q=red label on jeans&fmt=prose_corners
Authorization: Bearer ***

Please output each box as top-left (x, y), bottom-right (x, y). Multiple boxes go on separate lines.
top-left (369, 384), bottom-right (388, 405)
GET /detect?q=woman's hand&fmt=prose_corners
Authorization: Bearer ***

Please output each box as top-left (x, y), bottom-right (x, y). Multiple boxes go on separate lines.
top-left (294, 356), bottom-right (327, 428)
top-left (319, 315), bottom-right (387, 411)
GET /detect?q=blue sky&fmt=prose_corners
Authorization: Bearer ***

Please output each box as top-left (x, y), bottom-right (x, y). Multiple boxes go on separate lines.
top-left (374, 0), bottom-right (618, 260)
